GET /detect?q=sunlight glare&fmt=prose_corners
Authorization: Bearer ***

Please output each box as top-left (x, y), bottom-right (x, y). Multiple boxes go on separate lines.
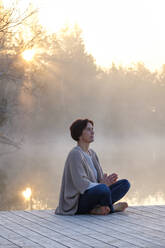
top-left (4, 0), bottom-right (165, 71)
top-left (36, 0), bottom-right (165, 71)
top-left (22, 187), bottom-right (32, 200)
top-left (22, 49), bottom-right (35, 61)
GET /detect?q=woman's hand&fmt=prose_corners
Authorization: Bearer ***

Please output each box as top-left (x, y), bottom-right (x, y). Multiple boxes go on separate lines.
top-left (107, 173), bottom-right (118, 185)
top-left (100, 173), bottom-right (118, 186)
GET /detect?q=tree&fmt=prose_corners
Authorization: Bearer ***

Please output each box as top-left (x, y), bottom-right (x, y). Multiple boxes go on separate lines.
top-left (0, 1), bottom-right (44, 147)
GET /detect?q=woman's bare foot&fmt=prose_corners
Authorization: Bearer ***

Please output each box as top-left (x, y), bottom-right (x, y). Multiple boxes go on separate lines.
top-left (90, 206), bottom-right (110, 215)
top-left (113, 202), bottom-right (128, 212)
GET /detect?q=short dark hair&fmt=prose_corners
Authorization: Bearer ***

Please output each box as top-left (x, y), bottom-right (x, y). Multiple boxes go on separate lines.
top-left (70, 118), bottom-right (94, 141)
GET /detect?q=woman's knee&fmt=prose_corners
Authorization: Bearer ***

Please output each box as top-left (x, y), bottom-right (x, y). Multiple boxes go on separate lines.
top-left (96, 184), bottom-right (110, 197)
top-left (122, 179), bottom-right (131, 191)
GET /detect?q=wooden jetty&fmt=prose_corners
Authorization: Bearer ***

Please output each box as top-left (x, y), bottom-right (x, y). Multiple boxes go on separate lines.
top-left (0, 205), bottom-right (165, 247)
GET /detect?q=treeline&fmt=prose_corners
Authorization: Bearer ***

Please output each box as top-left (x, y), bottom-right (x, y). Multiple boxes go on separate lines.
top-left (23, 32), bottom-right (165, 139)
top-left (0, 4), bottom-right (165, 141)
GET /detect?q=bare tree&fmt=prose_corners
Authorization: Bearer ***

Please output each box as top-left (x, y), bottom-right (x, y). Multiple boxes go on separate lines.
top-left (0, 1), bottom-right (39, 147)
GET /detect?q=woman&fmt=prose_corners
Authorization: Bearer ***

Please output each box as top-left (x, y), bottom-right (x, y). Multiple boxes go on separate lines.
top-left (55, 118), bottom-right (130, 215)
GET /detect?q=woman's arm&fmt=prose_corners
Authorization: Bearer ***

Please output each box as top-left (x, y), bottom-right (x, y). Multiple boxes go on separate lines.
top-left (68, 150), bottom-right (92, 194)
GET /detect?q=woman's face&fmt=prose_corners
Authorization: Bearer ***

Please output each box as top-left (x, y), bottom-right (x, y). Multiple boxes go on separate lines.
top-left (80, 122), bottom-right (94, 143)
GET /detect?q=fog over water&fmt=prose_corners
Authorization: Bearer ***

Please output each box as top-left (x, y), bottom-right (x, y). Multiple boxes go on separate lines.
top-left (1, 133), bottom-right (165, 210)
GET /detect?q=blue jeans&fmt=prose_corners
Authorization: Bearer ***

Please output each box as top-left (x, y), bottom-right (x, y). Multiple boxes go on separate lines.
top-left (76, 179), bottom-right (130, 214)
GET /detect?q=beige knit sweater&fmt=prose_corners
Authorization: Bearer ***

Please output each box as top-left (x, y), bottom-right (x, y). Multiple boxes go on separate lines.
top-left (55, 146), bottom-right (104, 215)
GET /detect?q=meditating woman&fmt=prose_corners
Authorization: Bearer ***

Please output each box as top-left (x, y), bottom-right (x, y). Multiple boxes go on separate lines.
top-left (55, 118), bottom-right (130, 215)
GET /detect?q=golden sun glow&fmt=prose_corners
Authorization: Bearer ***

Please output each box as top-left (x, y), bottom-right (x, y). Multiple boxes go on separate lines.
top-left (4, 0), bottom-right (165, 71)
top-left (22, 187), bottom-right (32, 200)
top-left (35, 0), bottom-right (165, 71)
top-left (22, 49), bottom-right (35, 61)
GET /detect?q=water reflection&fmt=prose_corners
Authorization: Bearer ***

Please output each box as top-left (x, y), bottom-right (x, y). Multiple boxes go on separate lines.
top-left (0, 136), bottom-right (165, 210)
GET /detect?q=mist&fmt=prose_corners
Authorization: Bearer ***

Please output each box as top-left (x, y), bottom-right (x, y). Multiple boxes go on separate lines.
top-left (1, 4), bottom-right (165, 210)
top-left (1, 134), bottom-right (165, 210)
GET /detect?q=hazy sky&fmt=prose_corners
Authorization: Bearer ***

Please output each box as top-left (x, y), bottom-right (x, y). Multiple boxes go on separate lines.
top-left (5, 0), bottom-right (165, 71)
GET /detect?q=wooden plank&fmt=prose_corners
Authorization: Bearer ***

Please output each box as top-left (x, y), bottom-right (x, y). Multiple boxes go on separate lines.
top-left (0, 206), bottom-right (165, 248)
top-left (106, 210), bottom-right (165, 240)
top-left (0, 235), bottom-right (20, 248)
top-left (126, 207), bottom-right (165, 229)
top-left (0, 215), bottom-right (67, 248)
top-left (8, 211), bottom-right (116, 248)
top-left (29, 209), bottom-right (160, 248)
top-left (0, 245), bottom-right (19, 248)
top-left (24, 210), bottom-right (139, 247)
top-left (0, 212), bottom-right (101, 248)
top-left (113, 209), bottom-right (165, 232)
top-left (134, 205), bottom-right (165, 217)
top-left (89, 213), bottom-right (165, 247)
top-left (46, 208), bottom-right (165, 247)
top-left (0, 225), bottom-right (43, 248)
top-left (74, 214), bottom-right (164, 248)
top-left (129, 206), bottom-right (165, 219)
top-left (46, 208), bottom-right (164, 247)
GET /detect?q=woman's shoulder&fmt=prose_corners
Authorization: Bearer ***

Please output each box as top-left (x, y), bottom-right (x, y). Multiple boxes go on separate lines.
top-left (67, 146), bottom-right (82, 159)
top-left (65, 147), bottom-right (83, 169)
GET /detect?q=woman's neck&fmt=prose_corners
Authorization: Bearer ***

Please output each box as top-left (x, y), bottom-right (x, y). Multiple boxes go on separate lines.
top-left (77, 141), bottom-right (89, 153)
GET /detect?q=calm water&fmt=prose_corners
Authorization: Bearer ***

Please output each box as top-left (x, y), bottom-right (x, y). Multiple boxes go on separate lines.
top-left (1, 136), bottom-right (165, 210)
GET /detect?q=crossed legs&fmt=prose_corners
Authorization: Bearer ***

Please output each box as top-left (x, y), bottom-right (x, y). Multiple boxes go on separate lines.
top-left (76, 179), bottom-right (130, 215)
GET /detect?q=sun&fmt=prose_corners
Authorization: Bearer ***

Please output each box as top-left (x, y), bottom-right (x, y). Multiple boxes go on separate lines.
top-left (22, 187), bottom-right (32, 200)
top-left (22, 49), bottom-right (35, 61)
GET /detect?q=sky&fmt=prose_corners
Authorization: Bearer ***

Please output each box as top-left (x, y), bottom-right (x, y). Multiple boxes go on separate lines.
top-left (4, 0), bottom-right (165, 71)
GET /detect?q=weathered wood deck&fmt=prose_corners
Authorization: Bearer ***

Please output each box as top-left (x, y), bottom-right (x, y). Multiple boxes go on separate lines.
top-left (0, 205), bottom-right (165, 248)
